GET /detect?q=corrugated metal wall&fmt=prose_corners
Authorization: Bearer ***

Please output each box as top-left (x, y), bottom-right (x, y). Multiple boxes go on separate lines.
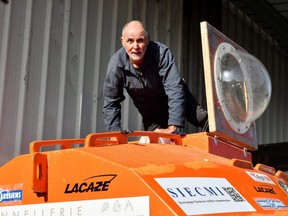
top-left (0, 0), bottom-right (184, 165)
top-left (0, 0), bottom-right (287, 166)
top-left (222, 0), bottom-right (288, 145)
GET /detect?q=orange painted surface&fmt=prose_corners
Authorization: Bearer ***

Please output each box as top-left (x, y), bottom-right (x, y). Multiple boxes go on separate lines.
top-left (0, 131), bottom-right (288, 215)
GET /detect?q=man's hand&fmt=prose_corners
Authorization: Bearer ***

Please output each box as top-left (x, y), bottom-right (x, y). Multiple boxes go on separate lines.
top-left (154, 125), bottom-right (177, 133)
top-left (153, 126), bottom-right (177, 144)
top-left (110, 137), bottom-right (118, 141)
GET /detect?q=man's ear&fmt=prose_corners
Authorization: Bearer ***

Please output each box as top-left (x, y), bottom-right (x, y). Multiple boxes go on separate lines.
top-left (120, 37), bottom-right (124, 46)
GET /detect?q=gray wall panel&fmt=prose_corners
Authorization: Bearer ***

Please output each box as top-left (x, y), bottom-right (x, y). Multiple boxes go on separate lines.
top-left (0, 0), bottom-right (184, 165)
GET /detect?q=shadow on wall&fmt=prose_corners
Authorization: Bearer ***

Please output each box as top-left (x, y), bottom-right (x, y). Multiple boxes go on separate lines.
top-left (1, 0), bottom-right (9, 4)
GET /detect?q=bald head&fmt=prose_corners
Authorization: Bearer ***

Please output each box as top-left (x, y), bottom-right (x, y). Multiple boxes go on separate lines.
top-left (122, 20), bottom-right (148, 37)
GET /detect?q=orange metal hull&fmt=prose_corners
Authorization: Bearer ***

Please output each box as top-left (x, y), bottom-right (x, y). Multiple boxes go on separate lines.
top-left (0, 131), bottom-right (288, 215)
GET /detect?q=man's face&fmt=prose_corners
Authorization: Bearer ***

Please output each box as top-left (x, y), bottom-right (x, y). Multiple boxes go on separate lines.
top-left (121, 22), bottom-right (149, 65)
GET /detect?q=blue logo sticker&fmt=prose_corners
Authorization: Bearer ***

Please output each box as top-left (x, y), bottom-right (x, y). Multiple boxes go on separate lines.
top-left (0, 190), bottom-right (22, 203)
top-left (256, 198), bottom-right (287, 209)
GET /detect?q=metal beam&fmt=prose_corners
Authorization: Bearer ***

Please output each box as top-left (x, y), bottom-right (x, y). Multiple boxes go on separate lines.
top-left (233, 0), bottom-right (288, 52)
top-left (243, 0), bottom-right (288, 38)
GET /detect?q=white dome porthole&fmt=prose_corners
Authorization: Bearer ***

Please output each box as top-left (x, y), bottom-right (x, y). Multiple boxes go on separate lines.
top-left (214, 42), bottom-right (272, 134)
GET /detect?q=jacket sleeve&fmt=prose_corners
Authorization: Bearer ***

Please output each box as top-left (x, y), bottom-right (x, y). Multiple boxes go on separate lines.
top-left (158, 45), bottom-right (185, 127)
top-left (103, 60), bottom-right (125, 131)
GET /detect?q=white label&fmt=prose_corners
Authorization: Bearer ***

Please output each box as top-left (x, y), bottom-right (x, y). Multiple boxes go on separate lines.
top-left (246, 171), bottom-right (275, 184)
top-left (0, 196), bottom-right (149, 216)
top-left (155, 177), bottom-right (255, 215)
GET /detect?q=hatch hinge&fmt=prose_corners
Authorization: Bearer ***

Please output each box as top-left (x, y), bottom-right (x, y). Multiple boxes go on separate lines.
top-left (32, 153), bottom-right (48, 194)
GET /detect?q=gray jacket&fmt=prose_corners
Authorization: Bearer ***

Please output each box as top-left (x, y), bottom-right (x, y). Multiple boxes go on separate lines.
top-left (103, 41), bottom-right (185, 131)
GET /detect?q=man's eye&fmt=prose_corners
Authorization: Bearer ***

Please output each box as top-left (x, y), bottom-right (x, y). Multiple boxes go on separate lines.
top-left (127, 39), bottom-right (133, 43)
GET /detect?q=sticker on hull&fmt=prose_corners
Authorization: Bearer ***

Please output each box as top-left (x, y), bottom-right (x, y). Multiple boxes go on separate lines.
top-left (246, 171), bottom-right (275, 185)
top-left (0, 196), bottom-right (149, 216)
top-left (0, 184), bottom-right (23, 206)
top-left (256, 198), bottom-right (288, 210)
top-left (155, 177), bottom-right (255, 215)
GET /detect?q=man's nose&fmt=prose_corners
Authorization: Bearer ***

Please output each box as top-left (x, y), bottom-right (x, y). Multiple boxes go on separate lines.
top-left (133, 41), bottom-right (139, 48)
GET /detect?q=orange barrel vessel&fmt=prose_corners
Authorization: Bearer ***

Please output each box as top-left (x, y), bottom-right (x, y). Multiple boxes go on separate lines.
top-left (0, 131), bottom-right (288, 215)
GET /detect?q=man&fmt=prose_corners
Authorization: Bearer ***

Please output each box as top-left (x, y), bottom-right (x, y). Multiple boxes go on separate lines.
top-left (103, 20), bottom-right (207, 133)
